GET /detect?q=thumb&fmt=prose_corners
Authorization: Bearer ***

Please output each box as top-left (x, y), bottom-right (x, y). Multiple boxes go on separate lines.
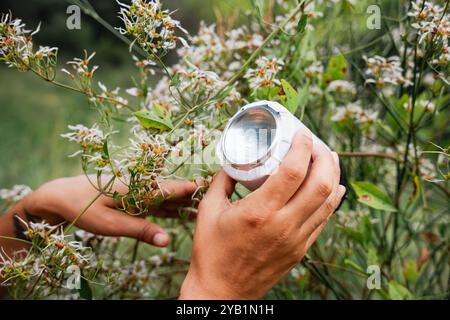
top-left (93, 208), bottom-right (170, 247)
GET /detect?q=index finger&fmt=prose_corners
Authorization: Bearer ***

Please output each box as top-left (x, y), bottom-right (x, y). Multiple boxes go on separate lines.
top-left (248, 127), bottom-right (313, 210)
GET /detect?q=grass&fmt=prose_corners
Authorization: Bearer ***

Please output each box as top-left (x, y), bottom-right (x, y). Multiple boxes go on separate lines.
top-left (0, 65), bottom-right (137, 189)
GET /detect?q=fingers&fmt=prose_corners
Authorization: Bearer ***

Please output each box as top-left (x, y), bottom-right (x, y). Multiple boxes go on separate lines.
top-left (97, 176), bottom-right (197, 208)
top-left (81, 207), bottom-right (171, 247)
top-left (282, 141), bottom-right (337, 225)
top-left (301, 184), bottom-right (346, 246)
top-left (158, 180), bottom-right (198, 202)
top-left (249, 128), bottom-right (313, 210)
top-left (202, 170), bottom-right (236, 205)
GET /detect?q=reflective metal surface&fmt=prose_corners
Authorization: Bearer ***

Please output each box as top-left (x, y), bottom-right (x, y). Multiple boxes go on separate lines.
top-left (222, 106), bottom-right (277, 167)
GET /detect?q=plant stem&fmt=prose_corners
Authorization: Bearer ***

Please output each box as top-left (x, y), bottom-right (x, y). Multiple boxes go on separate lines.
top-left (64, 176), bottom-right (115, 233)
top-left (170, 1), bottom-right (308, 132)
top-left (338, 151), bottom-right (401, 162)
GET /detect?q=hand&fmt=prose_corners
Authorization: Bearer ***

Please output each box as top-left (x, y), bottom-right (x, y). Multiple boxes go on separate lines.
top-left (179, 128), bottom-right (346, 299)
top-left (21, 175), bottom-right (197, 247)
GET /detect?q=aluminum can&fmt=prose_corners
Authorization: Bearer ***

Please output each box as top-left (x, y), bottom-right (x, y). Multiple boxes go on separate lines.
top-left (216, 100), bottom-right (341, 191)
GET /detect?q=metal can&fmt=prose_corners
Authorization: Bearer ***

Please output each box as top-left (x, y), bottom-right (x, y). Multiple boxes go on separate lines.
top-left (216, 100), bottom-right (345, 191)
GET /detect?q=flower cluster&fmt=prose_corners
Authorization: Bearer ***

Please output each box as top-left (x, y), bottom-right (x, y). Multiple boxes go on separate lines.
top-left (363, 55), bottom-right (413, 87)
top-left (61, 50), bottom-right (99, 91)
top-left (0, 218), bottom-right (94, 299)
top-left (331, 102), bottom-right (379, 126)
top-left (95, 82), bottom-right (129, 109)
top-left (335, 208), bottom-right (371, 229)
top-left (176, 22), bottom-right (263, 79)
top-left (244, 57), bottom-right (285, 91)
top-left (117, 0), bottom-right (188, 55)
top-left (61, 124), bottom-right (117, 172)
top-left (0, 13), bottom-right (57, 75)
top-left (304, 61), bottom-right (324, 78)
top-left (326, 80), bottom-right (356, 96)
top-left (71, 230), bottom-right (184, 299)
top-left (173, 64), bottom-right (242, 112)
top-left (409, 0), bottom-right (449, 65)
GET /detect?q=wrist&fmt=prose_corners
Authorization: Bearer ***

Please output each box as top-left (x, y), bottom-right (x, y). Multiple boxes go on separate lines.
top-left (22, 187), bottom-right (63, 224)
top-left (179, 270), bottom-right (242, 300)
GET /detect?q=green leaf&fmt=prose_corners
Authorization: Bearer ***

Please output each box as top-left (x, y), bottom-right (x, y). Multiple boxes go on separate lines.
top-left (250, 0), bottom-right (264, 20)
top-left (281, 79), bottom-right (303, 114)
top-left (344, 259), bottom-right (365, 273)
top-left (351, 181), bottom-right (397, 212)
top-left (296, 15), bottom-right (308, 33)
top-left (375, 289), bottom-right (391, 300)
top-left (323, 54), bottom-right (347, 86)
top-left (152, 103), bottom-right (171, 119)
top-left (170, 74), bottom-right (180, 88)
top-left (361, 215), bottom-right (373, 245)
top-left (102, 140), bottom-right (109, 158)
top-left (388, 280), bottom-right (414, 300)
top-left (409, 175), bottom-right (421, 205)
top-left (79, 277), bottom-right (93, 300)
top-left (367, 245), bottom-right (379, 267)
top-left (298, 85), bottom-right (309, 120)
top-left (338, 226), bottom-right (365, 245)
top-left (375, 120), bottom-right (396, 141)
top-left (402, 260), bottom-right (420, 285)
top-left (133, 110), bottom-right (173, 131)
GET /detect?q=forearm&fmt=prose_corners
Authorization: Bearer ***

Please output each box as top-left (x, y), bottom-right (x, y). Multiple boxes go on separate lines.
top-left (0, 199), bottom-right (32, 257)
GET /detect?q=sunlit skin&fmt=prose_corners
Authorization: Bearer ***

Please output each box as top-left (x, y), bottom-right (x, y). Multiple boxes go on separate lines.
top-left (180, 128), bottom-right (345, 299)
top-left (0, 127), bottom-right (345, 299)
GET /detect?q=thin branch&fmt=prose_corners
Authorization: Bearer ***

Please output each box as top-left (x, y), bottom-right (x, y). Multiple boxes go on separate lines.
top-left (337, 151), bottom-right (401, 162)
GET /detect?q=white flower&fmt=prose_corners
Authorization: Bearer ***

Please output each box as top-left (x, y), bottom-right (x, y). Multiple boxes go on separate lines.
top-left (97, 82), bottom-right (129, 109)
top-left (304, 61), bottom-right (324, 78)
top-left (363, 55), bottom-right (412, 87)
top-left (418, 99), bottom-right (435, 113)
top-left (403, 99), bottom-right (436, 113)
top-left (64, 50), bottom-right (99, 79)
top-left (326, 80), bottom-right (356, 95)
top-left (336, 208), bottom-right (371, 229)
top-left (0, 185), bottom-right (32, 202)
top-left (331, 102), bottom-right (378, 125)
top-left (126, 87), bottom-right (140, 96)
top-left (244, 57), bottom-right (284, 91)
top-left (116, 0), bottom-right (188, 55)
top-left (61, 124), bottom-right (105, 146)
top-left (0, 14), bottom-right (57, 71)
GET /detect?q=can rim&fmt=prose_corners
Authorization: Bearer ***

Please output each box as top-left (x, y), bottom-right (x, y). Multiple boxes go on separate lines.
top-left (220, 102), bottom-right (281, 169)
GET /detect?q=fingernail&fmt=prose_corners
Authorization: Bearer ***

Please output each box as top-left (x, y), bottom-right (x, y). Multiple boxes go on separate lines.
top-left (338, 185), bottom-right (346, 198)
top-left (153, 232), bottom-right (169, 247)
top-left (332, 152), bottom-right (339, 164)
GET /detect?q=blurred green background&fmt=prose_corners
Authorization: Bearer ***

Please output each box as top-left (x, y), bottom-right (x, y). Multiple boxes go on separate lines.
top-left (0, 0), bottom-right (251, 189)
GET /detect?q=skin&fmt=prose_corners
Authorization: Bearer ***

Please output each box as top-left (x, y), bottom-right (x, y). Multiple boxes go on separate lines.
top-left (179, 128), bottom-right (345, 299)
top-left (0, 127), bottom-right (345, 299)
top-left (0, 176), bottom-right (198, 256)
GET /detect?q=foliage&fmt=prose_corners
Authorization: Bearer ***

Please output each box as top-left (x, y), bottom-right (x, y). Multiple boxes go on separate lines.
top-left (0, 0), bottom-right (449, 300)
